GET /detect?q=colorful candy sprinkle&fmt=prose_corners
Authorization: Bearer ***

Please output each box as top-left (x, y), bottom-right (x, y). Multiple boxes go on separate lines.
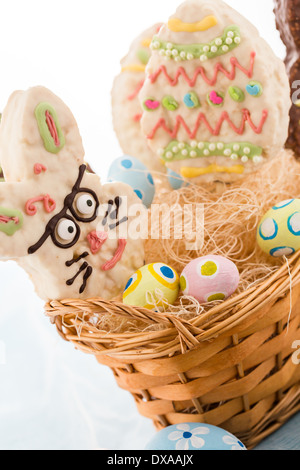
top-left (162, 95), bottom-right (179, 111)
top-left (246, 81), bottom-right (263, 97)
top-left (228, 86), bottom-right (245, 102)
top-left (207, 91), bottom-right (224, 107)
top-left (184, 91), bottom-right (201, 109)
top-left (143, 98), bottom-right (160, 111)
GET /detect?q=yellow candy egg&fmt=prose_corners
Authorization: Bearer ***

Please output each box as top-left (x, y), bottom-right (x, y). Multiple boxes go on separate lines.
top-left (123, 263), bottom-right (180, 310)
top-left (257, 199), bottom-right (300, 257)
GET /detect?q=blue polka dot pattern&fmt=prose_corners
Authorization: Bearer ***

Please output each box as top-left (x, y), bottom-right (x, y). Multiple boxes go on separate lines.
top-left (259, 218), bottom-right (278, 241)
top-left (273, 199), bottom-right (294, 210)
top-left (134, 189), bottom-right (143, 200)
top-left (107, 155), bottom-right (155, 208)
top-left (160, 265), bottom-right (174, 279)
top-left (125, 277), bottom-right (133, 291)
top-left (270, 246), bottom-right (295, 257)
top-left (121, 159), bottom-right (133, 169)
top-left (287, 212), bottom-right (300, 236)
top-left (147, 173), bottom-right (154, 186)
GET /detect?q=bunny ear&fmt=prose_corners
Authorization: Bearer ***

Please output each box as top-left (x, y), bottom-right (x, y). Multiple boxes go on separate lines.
top-left (0, 87), bottom-right (85, 183)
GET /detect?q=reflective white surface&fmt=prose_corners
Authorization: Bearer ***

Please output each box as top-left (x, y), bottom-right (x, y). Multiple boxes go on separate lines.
top-left (0, 0), bottom-right (292, 450)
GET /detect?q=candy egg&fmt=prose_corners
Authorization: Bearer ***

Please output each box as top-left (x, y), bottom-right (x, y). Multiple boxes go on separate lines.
top-left (145, 423), bottom-right (247, 451)
top-left (107, 155), bottom-right (155, 208)
top-left (180, 255), bottom-right (239, 303)
top-left (257, 199), bottom-right (300, 257)
top-left (123, 263), bottom-right (180, 309)
top-left (167, 168), bottom-right (189, 190)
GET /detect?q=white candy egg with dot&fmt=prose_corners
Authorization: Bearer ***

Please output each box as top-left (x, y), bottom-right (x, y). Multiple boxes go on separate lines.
top-left (180, 255), bottom-right (240, 303)
top-left (257, 199), bottom-right (300, 257)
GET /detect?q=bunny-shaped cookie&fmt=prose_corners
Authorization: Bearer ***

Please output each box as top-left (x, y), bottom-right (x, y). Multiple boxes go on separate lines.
top-left (0, 87), bottom-right (145, 301)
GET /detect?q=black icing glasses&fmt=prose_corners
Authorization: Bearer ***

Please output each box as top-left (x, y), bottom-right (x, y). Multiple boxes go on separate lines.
top-left (28, 165), bottom-right (100, 254)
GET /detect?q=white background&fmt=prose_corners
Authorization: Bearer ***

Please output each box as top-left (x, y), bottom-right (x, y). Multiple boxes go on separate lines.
top-left (0, 0), bottom-right (287, 450)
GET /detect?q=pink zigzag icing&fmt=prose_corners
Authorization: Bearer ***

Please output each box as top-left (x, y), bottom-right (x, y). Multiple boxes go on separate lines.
top-left (127, 80), bottom-right (145, 101)
top-left (148, 52), bottom-right (256, 87)
top-left (147, 109), bottom-right (269, 139)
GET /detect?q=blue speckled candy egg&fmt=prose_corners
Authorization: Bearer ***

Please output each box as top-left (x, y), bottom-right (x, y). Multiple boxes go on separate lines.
top-left (257, 199), bottom-right (300, 257)
top-left (123, 263), bottom-right (180, 310)
top-left (167, 168), bottom-right (189, 190)
top-left (145, 423), bottom-right (247, 451)
top-left (107, 155), bottom-right (155, 208)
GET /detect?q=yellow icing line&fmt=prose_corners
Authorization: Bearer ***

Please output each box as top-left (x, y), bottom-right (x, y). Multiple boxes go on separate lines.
top-left (180, 165), bottom-right (245, 178)
top-left (168, 15), bottom-right (218, 33)
top-left (121, 64), bottom-right (146, 73)
top-left (141, 38), bottom-right (152, 48)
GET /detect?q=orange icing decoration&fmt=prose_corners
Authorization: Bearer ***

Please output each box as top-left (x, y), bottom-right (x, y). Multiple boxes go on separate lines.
top-left (122, 64), bottom-right (146, 73)
top-left (168, 15), bottom-right (218, 33)
top-left (180, 165), bottom-right (245, 178)
top-left (133, 113), bottom-right (143, 122)
top-left (34, 163), bottom-right (47, 175)
top-left (25, 195), bottom-right (56, 216)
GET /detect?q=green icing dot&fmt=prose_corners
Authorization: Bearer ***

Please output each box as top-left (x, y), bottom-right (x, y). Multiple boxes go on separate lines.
top-left (201, 261), bottom-right (218, 276)
top-left (0, 207), bottom-right (23, 236)
top-left (151, 25), bottom-right (241, 62)
top-left (162, 95), bottom-right (179, 111)
top-left (136, 49), bottom-right (150, 65)
top-left (228, 86), bottom-right (245, 102)
top-left (35, 102), bottom-right (65, 154)
top-left (207, 293), bottom-right (226, 302)
top-left (180, 275), bottom-right (187, 292)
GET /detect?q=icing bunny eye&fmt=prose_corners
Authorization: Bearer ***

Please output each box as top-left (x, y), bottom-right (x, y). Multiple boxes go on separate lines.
top-left (76, 194), bottom-right (97, 216)
top-left (56, 219), bottom-right (78, 242)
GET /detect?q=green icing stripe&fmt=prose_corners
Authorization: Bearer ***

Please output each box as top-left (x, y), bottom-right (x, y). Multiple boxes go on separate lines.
top-left (151, 25), bottom-right (241, 62)
top-left (161, 141), bottom-right (263, 162)
top-left (0, 207), bottom-right (23, 236)
top-left (35, 102), bottom-right (65, 154)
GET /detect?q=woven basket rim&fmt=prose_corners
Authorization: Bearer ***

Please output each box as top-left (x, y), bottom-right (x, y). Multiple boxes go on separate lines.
top-left (44, 250), bottom-right (300, 360)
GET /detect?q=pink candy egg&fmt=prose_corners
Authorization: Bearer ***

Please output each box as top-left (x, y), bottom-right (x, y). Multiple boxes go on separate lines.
top-left (180, 255), bottom-right (240, 303)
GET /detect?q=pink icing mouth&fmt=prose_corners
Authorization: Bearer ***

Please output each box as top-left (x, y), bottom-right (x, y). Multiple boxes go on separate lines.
top-left (87, 231), bottom-right (127, 271)
top-left (101, 239), bottom-right (127, 271)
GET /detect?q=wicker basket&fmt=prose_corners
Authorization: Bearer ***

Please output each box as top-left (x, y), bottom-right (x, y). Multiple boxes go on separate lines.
top-left (45, 250), bottom-right (300, 450)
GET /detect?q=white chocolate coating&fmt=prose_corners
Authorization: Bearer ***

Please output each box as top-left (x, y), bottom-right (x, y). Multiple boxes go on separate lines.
top-left (0, 87), bottom-right (145, 301)
top-left (112, 24), bottom-right (166, 175)
top-left (139, 0), bottom-right (291, 183)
